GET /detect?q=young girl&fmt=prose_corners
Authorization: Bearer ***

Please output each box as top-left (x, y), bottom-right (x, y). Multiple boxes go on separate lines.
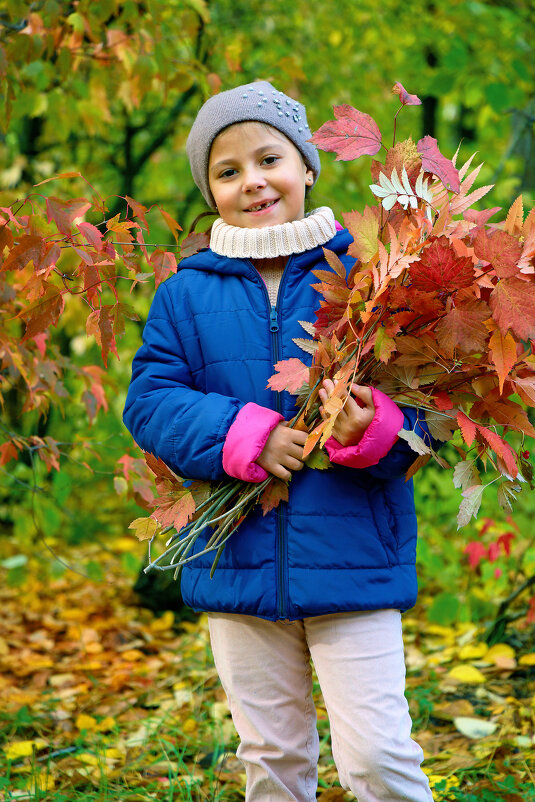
top-left (123, 81), bottom-right (435, 802)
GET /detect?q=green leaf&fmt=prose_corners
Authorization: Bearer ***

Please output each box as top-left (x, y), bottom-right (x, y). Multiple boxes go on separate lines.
top-left (428, 592), bottom-right (460, 626)
top-left (305, 449), bottom-right (331, 470)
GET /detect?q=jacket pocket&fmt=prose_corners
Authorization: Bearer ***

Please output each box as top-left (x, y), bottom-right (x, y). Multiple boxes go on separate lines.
top-left (368, 485), bottom-right (399, 566)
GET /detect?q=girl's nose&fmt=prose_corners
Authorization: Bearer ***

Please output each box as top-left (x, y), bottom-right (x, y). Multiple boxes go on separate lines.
top-left (242, 168), bottom-right (266, 192)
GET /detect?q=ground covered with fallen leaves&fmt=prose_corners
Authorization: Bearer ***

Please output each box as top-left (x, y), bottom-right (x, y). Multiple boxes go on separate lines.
top-left (1, 542), bottom-right (534, 801)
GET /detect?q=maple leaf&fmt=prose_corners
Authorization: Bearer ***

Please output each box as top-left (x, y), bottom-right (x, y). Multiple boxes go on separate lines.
top-left (46, 197), bottom-right (92, 235)
top-left (1, 235), bottom-right (45, 272)
top-left (473, 229), bottom-right (522, 278)
top-left (259, 478), bottom-right (289, 515)
top-left (464, 540), bottom-right (488, 569)
top-left (343, 207), bottom-right (379, 263)
top-left (267, 358), bottom-right (309, 393)
top-left (489, 278), bottom-right (535, 340)
top-left (150, 249), bottom-right (177, 288)
top-left (125, 196), bottom-right (149, 231)
top-left (151, 486), bottom-right (196, 531)
top-left (180, 231), bottom-right (210, 258)
top-left (86, 303), bottom-right (139, 366)
top-left (435, 300), bottom-right (490, 357)
top-left (310, 104), bottom-right (382, 161)
top-left (20, 287), bottom-right (65, 341)
top-left (488, 326), bottom-right (517, 393)
top-left (416, 136), bottom-right (460, 193)
top-left (77, 221), bottom-right (104, 252)
top-left (410, 236), bottom-right (474, 293)
top-left (392, 82), bottom-right (422, 106)
top-left (159, 207), bottom-right (182, 244)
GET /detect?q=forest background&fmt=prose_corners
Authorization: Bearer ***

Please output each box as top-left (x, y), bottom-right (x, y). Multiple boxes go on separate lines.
top-left (1, 1), bottom-right (535, 800)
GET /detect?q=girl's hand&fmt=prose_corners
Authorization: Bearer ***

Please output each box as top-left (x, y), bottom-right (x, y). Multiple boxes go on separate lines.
top-left (256, 423), bottom-right (308, 481)
top-left (318, 380), bottom-right (375, 447)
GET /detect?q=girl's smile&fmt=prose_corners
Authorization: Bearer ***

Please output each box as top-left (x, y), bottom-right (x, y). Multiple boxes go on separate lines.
top-left (208, 122), bottom-right (314, 229)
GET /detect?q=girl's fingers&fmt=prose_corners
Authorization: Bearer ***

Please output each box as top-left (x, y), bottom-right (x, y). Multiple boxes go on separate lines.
top-left (351, 384), bottom-right (374, 409)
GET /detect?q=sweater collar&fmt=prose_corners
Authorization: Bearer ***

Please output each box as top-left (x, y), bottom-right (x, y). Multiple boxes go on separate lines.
top-left (209, 207), bottom-right (337, 260)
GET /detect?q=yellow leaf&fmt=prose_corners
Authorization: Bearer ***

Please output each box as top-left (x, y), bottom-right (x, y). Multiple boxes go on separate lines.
top-left (485, 643), bottom-right (516, 667)
top-left (26, 774), bottom-right (55, 792)
top-left (458, 642), bottom-right (488, 660)
top-left (96, 716), bottom-right (116, 732)
top-left (76, 713), bottom-right (98, 731)
top-left (77, 752), bottom-right (100, 766)
top-left (182, 717), bottom-right (197, 733)
top-left (121, 649), bottom-right (144, 661)
top-left (519, 653), bottom-right (535, 666)
top-left (150, 610), bottom-right (174, 631)
top-left (104, 747), bottom-right (124, 760)
top-left (448, 665), bottom-right (486, 684)
top-left (4, 740), bottom-right (48, 760)
top-left (129, 516), bottom-right (160, 541)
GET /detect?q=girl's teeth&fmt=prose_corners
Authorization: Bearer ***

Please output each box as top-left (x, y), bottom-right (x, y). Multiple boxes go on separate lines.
top-left (249, 200), bottom-right (276, 211)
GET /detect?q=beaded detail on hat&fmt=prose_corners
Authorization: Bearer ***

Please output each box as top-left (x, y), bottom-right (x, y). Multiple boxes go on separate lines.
top-left (209, 207), bottom-right (337, 260)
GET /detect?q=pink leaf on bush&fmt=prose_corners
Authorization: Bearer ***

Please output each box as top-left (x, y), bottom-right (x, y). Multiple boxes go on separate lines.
top-left (417, 135), bottom-right (460, 193)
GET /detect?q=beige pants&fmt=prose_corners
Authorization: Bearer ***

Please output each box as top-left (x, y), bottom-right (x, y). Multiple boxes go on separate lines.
top-left (208, 609), bottom-right (433, 802)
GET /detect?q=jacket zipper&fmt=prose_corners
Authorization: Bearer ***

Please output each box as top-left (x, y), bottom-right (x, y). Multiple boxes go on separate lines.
top-left (248, 259), bottom-right (292, 619)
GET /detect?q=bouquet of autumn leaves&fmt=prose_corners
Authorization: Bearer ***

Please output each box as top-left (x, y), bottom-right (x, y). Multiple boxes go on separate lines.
top-left (130, 81), bottom-right (535, 578)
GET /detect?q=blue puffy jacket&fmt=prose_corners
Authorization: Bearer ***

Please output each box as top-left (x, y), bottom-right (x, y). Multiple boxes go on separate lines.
top-left (123, 228), bottom-right (430, 620)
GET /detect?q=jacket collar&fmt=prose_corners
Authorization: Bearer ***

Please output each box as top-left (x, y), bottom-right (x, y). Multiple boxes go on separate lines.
top-left (177, 228), bottom-right (354, 277)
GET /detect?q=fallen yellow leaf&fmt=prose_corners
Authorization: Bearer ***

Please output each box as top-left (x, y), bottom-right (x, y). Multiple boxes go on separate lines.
top-left (4, 739), bottom-right (48, 760)
top-left (485, 643), bottom-right (515, 662)
top-left (76, 713), bottom-right (98, 731)
top-left (448, 665), bottom-right (486, 684)
top-left (519, 653), bottom-right (535, 666)
top-left (182, 717), bottom-right (197, 733)
top-left (458, 642), bottom-right (488, 660)
top-left (150, 610), bottom-right (174, 632)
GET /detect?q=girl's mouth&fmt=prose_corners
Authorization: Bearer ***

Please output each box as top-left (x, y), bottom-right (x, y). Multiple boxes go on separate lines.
top-left (245, 199), bottom-right (279, 213)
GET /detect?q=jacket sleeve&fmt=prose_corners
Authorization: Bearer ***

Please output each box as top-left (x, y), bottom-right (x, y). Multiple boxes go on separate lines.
top-left (325, 389), bottom-right (440, 481)
top-left (122, 280), bottom-right (246, 481)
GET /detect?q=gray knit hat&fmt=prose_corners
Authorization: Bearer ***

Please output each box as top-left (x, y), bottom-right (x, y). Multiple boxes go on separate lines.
top-left (186, 81), bottom-right (321, 208)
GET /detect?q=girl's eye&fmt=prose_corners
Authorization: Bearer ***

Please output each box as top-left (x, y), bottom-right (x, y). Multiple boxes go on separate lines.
top-left (220, 168), bottom-right (237, 179)
top-left (262, 155), bottom-right (279, 166)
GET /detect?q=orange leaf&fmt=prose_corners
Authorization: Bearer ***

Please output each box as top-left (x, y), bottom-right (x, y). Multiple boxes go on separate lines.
top-left (457, 411), bottom-right (476, 447)
top-left (159, 207), bottom-right (182, 244)
top-left (504, 194), bottom-right (523, 237)
top-left (267, 358), bottom-right (309, 393)
top-left (489, 327), bottom-right (517, 393)
top-left (476, 425), bottom-right (517, 477)
top-left (259, 478), bottom-right (289, 515)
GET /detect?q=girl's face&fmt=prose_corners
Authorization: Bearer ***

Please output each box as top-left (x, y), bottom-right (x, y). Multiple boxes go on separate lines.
top-left (208, 122), bottom-right (314, 229)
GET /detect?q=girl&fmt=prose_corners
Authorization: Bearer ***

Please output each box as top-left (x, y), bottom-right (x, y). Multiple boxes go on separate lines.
top-left (123, 81), bottom-right (435, 802)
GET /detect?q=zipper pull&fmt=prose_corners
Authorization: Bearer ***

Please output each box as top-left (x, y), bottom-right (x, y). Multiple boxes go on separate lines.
top-left (269, 307), bottom-right (279, 333)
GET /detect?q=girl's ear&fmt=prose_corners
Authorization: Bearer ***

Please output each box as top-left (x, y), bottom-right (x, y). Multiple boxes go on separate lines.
top-left (305, 169), bottom-right (314, 186)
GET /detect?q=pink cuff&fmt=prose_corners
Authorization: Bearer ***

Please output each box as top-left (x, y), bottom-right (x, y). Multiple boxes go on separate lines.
top-left (223, 402), bottom-right (284, 482)
top-left (325, 388), bottom-right (404, 469)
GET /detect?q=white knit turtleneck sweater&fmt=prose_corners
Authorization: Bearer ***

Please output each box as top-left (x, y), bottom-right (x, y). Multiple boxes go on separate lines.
top-left (209, 207), bottom-right (337, 305)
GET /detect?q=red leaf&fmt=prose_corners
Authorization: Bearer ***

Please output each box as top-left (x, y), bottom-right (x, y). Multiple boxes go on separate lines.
top-left (526, 596), bottom-right (535, 624)
top-left (20, 287), bottom-right (65, 341)
top-left (457, 411), bottom-right (476, 447)
top-left (435, 300), bottom-right (490, 357)
top-left (150, 249), bottom-right (177, 288)
top-left (310, 105), bottom-right (382, 161)
top-left (473, 229), bottom-right (522, 278)
top-left (392, 82), bottom-right (422, 106)
top-left (85, 302), bottom-right (138, 365)
top-left (464, 541), bottom-right (488, 569)
top-left (180, 231), bottom-right (210, 258)
top-left (476, 424), bottom-right (517, 477)
top-left (433, 391), bottom-right (454, 411)
top-left (497, 531), bottom-right (515, 556)
top-left (145, 453), bottom-right (180, 483)
top-left (490, 278), bottom-right (535, 340)
top-left (416, 135), bottom-right (460, 192)
top-left (0, 440), bottom-right (20, 466)
top-left (259, 478), bottom-right (289, 515)
top-left (77, 221), bottom-right (104, 252)
top-left (46, 197), bottom-right (92, 235)
top-left (464, 207), bottom-right (501, 227)
top-left (410, 236), bottom-right (474, 293)
top-left (125, 196), bottom-right (149, 231)
top-left (267, 358), bottom-right (309, 393)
